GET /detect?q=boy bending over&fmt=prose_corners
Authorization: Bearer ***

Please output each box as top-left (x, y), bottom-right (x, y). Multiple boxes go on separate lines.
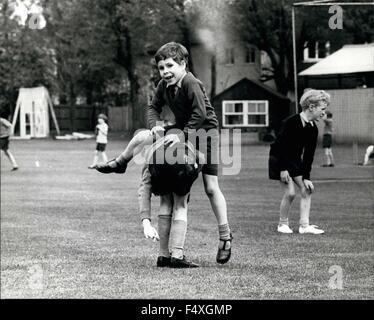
top-left (269, 89), bottom-right (330, 234)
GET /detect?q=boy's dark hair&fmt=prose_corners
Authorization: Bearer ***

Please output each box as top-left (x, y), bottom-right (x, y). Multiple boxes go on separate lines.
top-left (154, 42), bottom-right (189, 66)
top-left (149, 142), bottom-right (201, 196)
top-left (326, 110), bottom-right (333, 118)
top-left (98, 113), bottom-right (108, 122)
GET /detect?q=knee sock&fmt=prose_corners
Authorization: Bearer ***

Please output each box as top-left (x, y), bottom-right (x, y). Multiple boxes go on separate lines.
top-left (158, 215), bottom-right (172, 257)
top-left (115, 154), bottom-right (130, 167)
top-left (279, 217), bottom-right (289, 226)
top-left (169, 219), bottom-right (187, 259)
top-left (218, 223), bottom-right (231, 240)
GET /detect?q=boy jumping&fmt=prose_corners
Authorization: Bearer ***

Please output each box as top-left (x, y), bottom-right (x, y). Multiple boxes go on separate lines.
top-left (96, 42), bottom-right (232, 263)
top-left (269, 89), bottom-right (330, 235)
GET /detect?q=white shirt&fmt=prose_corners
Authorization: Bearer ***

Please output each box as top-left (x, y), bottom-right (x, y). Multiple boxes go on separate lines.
top-left (96, 122), bottom-right (108, 144)
top-left (299, 112), bottom-right (314, 127)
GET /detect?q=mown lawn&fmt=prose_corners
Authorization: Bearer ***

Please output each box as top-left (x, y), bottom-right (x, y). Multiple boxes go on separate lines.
top-left (1, 135), bottom-right (373, 299)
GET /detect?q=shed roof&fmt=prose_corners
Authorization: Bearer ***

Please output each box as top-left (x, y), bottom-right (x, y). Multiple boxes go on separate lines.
top-left (213, 78), bottom-right (290, 101)
top-left (299, 43), bottom-right (374, 76)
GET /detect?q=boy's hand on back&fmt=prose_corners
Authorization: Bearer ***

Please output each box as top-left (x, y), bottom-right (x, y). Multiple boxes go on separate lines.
top-left (280, 170), bottom-right (290, 184)
top-left (164, 134), bottom-right (180, 147)
top-left (150, 126), bottom-right (165, 135)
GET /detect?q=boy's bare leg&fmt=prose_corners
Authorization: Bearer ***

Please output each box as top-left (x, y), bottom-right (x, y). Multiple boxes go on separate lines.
top-left (279, 179), bottom-right (296, 227)
top-left (4, 149), bottom-right (18, 169)
top-left (89, 150), bottom-right (99, 168)
top-left (203, 174), bottom-right (232, 264)
top-left (158, 194), bottom-right (173, 258)
top-left (95, 130), bottom-right (153, 173)
top-left (116, 130), bottom-right (153, 164)
top-left (293, 176), bottom-right (311, 228)
top-left (101, 151), bottom-right (108, 164)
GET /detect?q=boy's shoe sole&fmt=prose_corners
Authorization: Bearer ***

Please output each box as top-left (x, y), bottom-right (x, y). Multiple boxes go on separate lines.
top-left (95, 160), bottom-right (127, 174)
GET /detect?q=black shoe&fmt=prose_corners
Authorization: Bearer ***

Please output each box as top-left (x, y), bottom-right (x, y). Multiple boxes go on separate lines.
top-left (328, 164), bottom-right (335, 167)
top-left (95, 159), bottom-right (127, 174)
top-left (216, 233), bottom-right (233, 264)
top-left (156, 256), bottom-right (171, 267)
top-left (11, 167), bottom-right (19, 171)
top-left (170, 256), bottom-right (199, 268)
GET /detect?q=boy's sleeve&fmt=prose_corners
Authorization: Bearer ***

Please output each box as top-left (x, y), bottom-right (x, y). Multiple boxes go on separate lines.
top-left (275, 119), bottom-right (294, 171)
top-left (138, 165), bottom-right (152, 221)
top-left (183, 81), bottom-right (207, 133)
top-left (302, 128), bottom-right (318, 180)
top-left (148, 81), bottom-right (165, 129)
top-left (1, 118), bottom-right (12, 128)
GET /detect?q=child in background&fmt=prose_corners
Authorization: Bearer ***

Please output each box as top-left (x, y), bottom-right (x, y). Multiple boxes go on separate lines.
top-left (363, 145), bottom-right (374, 166)
top-left (89, 113), bottom-right (108, 169)
top-left (0, 116), bottom-right (18, 171)
top-left (269, 89), bottom-right (330, 235)
top-left (322, 111), bottom-right (334, 167)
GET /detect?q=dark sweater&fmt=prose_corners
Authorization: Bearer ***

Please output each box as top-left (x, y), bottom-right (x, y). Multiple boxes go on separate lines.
top-left (148, 72), bottom-right (218, 135)
top-left (270, 114), bottom-right (318, 180)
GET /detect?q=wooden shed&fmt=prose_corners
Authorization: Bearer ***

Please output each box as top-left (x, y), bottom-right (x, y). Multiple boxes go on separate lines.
top-left (212, 78), bottom-right (291, 135)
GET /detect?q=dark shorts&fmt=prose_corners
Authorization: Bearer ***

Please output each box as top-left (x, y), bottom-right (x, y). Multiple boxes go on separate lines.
top-left (149, 163), bottom-right (199, 196)
top-left (0, 137), bottom-right (9, 150)
top-left (96, 143), bottom-right (106, 152)
top-left (268, 155), bottom-right (304, 180)
top-left (322, 134), bottom-right (332, 148)
top-left (195, 130), bottom-right (219, 176)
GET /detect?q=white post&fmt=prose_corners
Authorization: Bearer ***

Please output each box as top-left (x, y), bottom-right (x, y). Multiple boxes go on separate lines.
top-left (292, 6), bottom-right (298, 114)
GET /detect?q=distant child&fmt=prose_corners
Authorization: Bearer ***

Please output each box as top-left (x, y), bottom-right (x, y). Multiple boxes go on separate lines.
top-left (269, 89), bottom-right (330, 235)
top-left (89, 113), bottom-right (108, 169)
top-left (0, 117), bottom-right (18, 171)
top-left (322, 111), bottom-right (334, 167)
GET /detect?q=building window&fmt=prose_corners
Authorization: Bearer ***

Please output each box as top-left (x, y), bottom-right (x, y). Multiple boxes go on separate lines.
top-left (222, 100), bottom-right (269, 127)
top-left (245, 47), bottom-right (256, 63)
top-left (224, 48), bottom-right (235, 65)
top-left (303, 41), bottom-right (330, 62)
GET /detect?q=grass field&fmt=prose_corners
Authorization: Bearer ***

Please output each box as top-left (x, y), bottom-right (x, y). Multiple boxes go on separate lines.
top-left (1, 134), bottom-right (373, 299)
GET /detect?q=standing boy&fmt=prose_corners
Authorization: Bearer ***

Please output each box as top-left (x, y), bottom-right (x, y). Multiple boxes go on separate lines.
top-left (148, 42), bottom-right (232, 263)
top-left (269, 89), bottom-right (330, 234)
top-left (0, 116), bottom-right (18, 171)
top-left (322, 111), bottom-right (334, 167)
top-left (89, 113), bottom-right (108, 169)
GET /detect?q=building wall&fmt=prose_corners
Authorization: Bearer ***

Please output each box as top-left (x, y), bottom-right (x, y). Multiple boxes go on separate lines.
top-left (315, 88), bottom-right (374, 143)
top-left (215, 45), bottom-right (261, 94)
top-left (212, 80), bottom-right (290, 132)
top-left (191, 40), bottom-right (261, 97)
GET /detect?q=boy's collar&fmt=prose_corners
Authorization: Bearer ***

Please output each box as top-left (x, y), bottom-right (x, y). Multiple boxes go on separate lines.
top-left (300, 112), bottom-right (314, 127)
top-left (166, 71), bottom-right (187, 88)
